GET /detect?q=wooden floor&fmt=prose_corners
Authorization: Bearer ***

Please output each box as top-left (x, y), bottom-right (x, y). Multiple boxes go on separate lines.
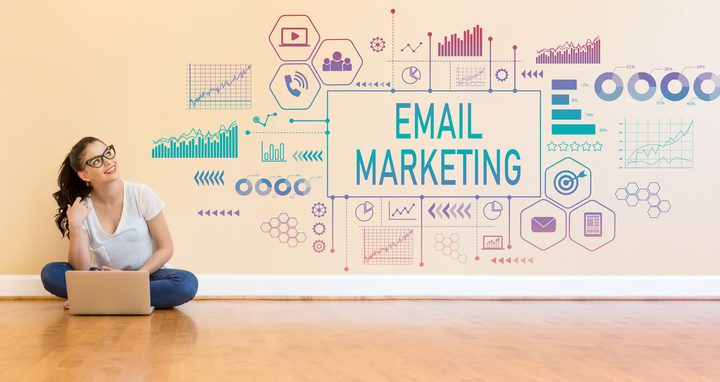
top-left (0, 300), bottom-right (718, 381)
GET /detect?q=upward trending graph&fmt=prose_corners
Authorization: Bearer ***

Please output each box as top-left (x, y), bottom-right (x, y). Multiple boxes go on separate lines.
top-left (187, 64), bottom-right (252, 110)
top-left (152, 121), bottom-right (238, 159)
top-left (363, 228), bottom-right (414, 265)
top-left (536, 36), bottom-right (600, 64)
top-left (623, 118), bottom-right (693, 168)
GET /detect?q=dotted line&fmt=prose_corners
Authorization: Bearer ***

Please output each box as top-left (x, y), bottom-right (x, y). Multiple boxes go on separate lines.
top-left (391, 13), bottom-right (395, 87)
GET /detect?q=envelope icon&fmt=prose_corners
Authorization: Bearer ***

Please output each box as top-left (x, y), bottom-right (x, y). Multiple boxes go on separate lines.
top-left (531, 216), bottom-right (556, 233)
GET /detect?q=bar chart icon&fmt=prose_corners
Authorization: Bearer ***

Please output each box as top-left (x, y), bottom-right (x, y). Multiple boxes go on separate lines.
top-left (551, 79), bottom-right (596, 135)
top-left (536, 36), bottom-right (601, 64)
top-left (438, 25), bottom-right (482, 57)
top-left (261, 141), bottom-right (287, 163)
top-left (151, 121), bottom-right (239, 159)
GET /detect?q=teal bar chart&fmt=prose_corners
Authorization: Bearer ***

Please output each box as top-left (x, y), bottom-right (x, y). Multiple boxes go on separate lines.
top-left (151, 121), bottom-right (238, 158)
top-left (551, 79), bottom-right (596, 135)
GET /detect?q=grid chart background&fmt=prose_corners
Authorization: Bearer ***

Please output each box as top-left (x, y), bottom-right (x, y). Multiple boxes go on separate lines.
top-left (623, 118), bottom-right (694, 169)
top-left (456, 66), bottom-right (486, 87)
top-left (186, 64), bottom-right (252, 110)
top-left (362, 228), bottom-right (414, 265)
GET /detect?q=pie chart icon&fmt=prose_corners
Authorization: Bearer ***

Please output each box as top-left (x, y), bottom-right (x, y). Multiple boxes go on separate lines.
top-left (401, 66), bottom-right (422, 84)
top-left (355, 201), bottom-right (375, 222)
top-left (483, 201), bottom-right (503, 220)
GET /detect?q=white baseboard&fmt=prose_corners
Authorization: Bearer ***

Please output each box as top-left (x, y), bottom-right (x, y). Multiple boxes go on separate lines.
top-left (2, 275), bottom-right (719, 298)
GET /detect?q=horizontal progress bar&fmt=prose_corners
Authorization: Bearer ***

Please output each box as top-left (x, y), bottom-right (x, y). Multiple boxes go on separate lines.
top-left (552, 124), bottom-right (596, 135)
top-left (552, 109), bottom-right (582, 120)
top-left (551, 79), bottom-right (577, 90)
top-left (551, 94), bottom-right (570, 105)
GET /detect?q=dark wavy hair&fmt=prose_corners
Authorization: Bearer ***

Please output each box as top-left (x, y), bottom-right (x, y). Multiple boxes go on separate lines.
top-left (52, 137), bottom-right (103, 237)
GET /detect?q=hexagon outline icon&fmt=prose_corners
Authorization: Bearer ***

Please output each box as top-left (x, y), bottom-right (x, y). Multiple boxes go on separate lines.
top-left (520, 199), bottom-right (568, 251)
top-left (568, 199), bottom-right (617, 252)
top-left (311, 38), bottom-right (364, 86)
top-left (544, 157), bottom-right (592, 209)
top-left (269, 63), bottom-right (321, 110)
top-left (268, 14), bottom-right (321, 62)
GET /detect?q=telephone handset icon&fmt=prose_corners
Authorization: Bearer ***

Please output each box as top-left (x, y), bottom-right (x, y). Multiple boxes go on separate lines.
top-left (283, 71), bottom-right (309, 98)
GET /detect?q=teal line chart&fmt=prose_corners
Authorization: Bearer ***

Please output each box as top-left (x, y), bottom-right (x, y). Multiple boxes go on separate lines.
top-left (621, 118), bottom-right (694, 169)
top-left (187, 64), bottom-right (252, 110)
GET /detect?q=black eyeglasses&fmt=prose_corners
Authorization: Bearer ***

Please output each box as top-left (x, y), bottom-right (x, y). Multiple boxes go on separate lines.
top-left (83, 145), bottom-right (116, 169)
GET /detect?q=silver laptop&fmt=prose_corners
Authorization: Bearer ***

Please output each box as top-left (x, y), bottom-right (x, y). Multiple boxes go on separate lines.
top-left (66, 271), bottom-right (155, 315)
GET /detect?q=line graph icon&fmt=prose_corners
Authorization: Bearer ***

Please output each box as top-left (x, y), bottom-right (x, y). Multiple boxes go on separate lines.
top-left (186, 64), bottom-right (252, 110)
top-left (388, 202), bottom-right (417, 221)
top-left (253, 112), bottom-right (277, 127)
top-left (456, 67), bottom-right (486, 87)
top-left (621, 118), bottom-right (694, 169)
top-left (400, 42), bottom-right (422, 52)
top-left (362, 228), bottom-right (414, 265)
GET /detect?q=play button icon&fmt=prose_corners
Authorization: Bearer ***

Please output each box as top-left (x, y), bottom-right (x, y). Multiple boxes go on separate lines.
top-left (280, 27), bottom-right (309, 47)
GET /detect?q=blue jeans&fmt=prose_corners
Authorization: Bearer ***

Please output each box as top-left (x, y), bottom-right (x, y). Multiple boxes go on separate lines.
top-left (40, 262), bottom-right (199, 309)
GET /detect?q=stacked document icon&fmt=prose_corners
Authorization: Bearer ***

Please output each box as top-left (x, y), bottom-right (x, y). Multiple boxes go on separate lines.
top-left (531, 216), bottom-right (556, 233)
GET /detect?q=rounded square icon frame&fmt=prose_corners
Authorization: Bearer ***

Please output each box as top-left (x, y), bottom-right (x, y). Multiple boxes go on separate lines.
top-left (269, 14), bottom-right (321, 62)
top-left (544, 157), bottom-right (592, 209)
top-left (311, 38), bottom-right (364, 86)
top-left (568, 199), bottom-right (617, 252)
top-left (519, 198), bottom-right (568, 251)
top-left (269, 63), bottom-right (321, 110)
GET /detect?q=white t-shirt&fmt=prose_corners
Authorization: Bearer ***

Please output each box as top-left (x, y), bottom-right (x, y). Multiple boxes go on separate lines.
top-left (82, 181), bottom-right (166, 270)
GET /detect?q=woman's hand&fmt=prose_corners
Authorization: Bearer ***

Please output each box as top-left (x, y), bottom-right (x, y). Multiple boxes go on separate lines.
top-left (101, 266), bottom-right (119, 271)
top-left (67, 197), bottom-right (91, 228)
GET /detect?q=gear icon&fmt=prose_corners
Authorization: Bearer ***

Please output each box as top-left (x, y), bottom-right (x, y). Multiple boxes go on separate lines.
top-left (312, 240), bottom-right (326, 253)
top-left (495, 68), bottom-right (509, 82)
top-left (370, 37), bottom-right (386, 53)
top-left (311, 202), bottom-right (327, 218)
top-left (312, 222), bottom-right (326, 235)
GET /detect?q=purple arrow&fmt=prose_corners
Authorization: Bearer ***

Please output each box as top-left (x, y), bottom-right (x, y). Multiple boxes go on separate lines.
top-left (442, 203), bottom-right (450, 218)
top-left (428, 202), bottom-right (436, 219)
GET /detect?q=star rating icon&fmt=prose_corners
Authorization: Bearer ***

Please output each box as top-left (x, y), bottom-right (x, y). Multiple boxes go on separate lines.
top-left (547, 140), bottom-right (605, 152)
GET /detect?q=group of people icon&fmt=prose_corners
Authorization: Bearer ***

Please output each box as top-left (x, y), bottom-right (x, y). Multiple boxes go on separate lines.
top-left (322, 51), bottom-right (352, 72)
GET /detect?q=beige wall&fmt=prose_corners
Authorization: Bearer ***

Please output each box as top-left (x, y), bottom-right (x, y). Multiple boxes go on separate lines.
top-left (1, 0), bottom-right (718, 275)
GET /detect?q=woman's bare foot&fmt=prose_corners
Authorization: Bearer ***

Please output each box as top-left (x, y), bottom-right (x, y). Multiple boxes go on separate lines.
top-left (63, 300), bottom-right (69, 309)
